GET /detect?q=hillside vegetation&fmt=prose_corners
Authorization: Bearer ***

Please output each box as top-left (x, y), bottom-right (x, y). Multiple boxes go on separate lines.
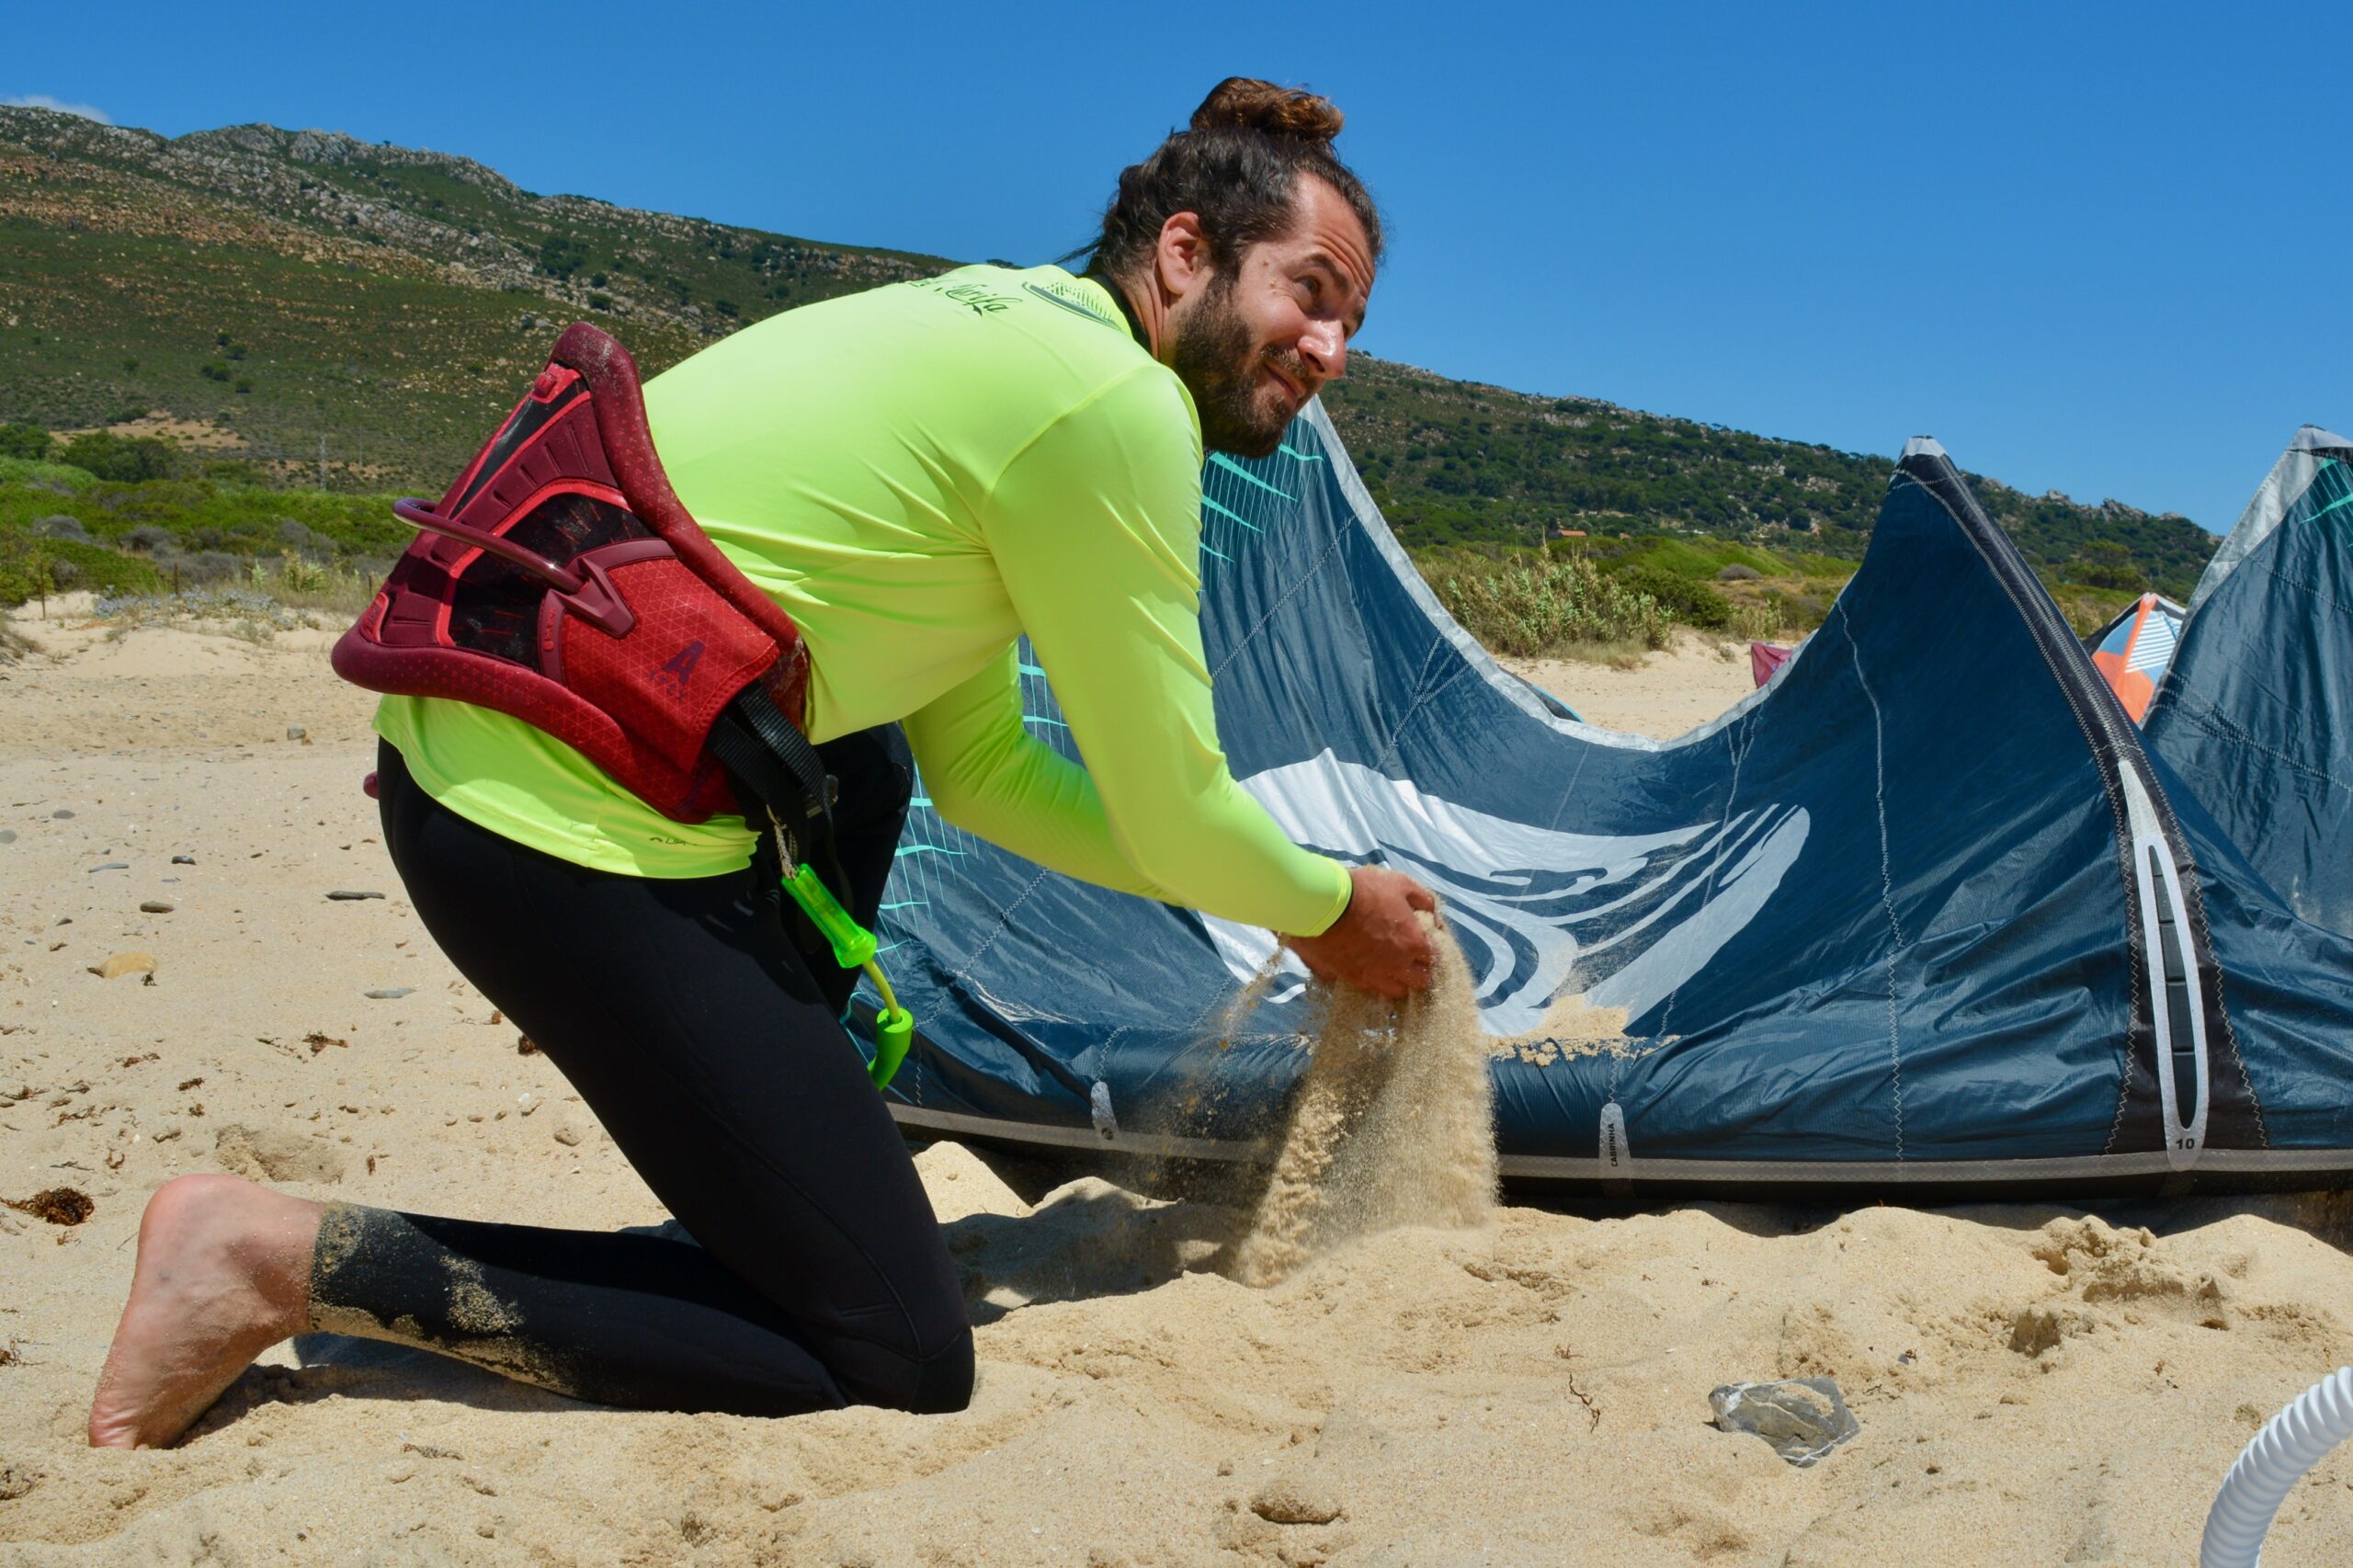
top-left (0, 104), bottom-right (2214, 648)
top-left (1323, 359), bottom-right (2217, 597)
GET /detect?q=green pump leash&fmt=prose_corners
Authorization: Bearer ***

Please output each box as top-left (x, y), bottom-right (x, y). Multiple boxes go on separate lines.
top-left (780, 859), bottom-right (915, 1089)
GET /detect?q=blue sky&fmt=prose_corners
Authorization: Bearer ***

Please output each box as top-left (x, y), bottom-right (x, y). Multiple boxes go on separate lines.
top-left (9, 2), bottom-right (2347, 529)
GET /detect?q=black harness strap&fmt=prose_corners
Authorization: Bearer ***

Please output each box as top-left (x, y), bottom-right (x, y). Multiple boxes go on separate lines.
top-left (707, 685), bottom-right (858, 923)
top-left (710, 687), bottom-right (833, 844)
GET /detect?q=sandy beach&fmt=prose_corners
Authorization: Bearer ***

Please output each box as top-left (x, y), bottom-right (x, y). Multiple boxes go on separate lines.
top-left (5, 608), bottom-right (2351, 1565)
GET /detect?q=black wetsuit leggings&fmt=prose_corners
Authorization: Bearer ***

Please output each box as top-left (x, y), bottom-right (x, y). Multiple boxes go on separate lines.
top-left (313, 733), bottom-right (972, 1416)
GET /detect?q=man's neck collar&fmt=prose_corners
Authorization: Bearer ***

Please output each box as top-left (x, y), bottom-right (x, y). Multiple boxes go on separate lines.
top-left (1086, 265), bottom-right (1155, 354)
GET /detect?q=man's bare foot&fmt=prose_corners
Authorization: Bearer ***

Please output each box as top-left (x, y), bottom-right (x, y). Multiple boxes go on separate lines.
top-left (88, 1173), bottom-right (324, 1449)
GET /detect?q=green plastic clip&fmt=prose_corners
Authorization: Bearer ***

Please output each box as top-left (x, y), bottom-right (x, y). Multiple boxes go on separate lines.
top-left (869, 995), bottom-right (913, 1088)
top-left (782, 862), bottom-right (877, 970)
top-left (780, 861), bottom-right (911, 1089)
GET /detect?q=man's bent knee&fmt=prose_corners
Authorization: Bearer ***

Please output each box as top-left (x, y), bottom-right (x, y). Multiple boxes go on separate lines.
top-left (905, 1326), bottom-right (975, 1414)
top-left (827, 1323), bottom-right (974, 1414)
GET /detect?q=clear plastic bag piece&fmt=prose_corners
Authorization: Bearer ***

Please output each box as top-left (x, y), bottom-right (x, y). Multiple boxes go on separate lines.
top-left (1709, 1377), bottom-right (1859, 1467)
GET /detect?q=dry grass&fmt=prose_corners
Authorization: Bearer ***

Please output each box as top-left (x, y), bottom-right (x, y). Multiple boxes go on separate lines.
top-left (88, 555), bottom-right (376, 642)
top-left (255, 553), bottom-right (381, 618)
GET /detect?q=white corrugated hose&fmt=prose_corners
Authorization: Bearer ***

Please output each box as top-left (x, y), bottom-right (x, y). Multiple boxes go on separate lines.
top-left (2202, 1367), bottom-right (2353, 1565)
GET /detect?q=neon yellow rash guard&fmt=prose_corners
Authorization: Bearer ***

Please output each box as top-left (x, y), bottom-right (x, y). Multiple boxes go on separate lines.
top-left (374, 264), bottom-right (1353, 938)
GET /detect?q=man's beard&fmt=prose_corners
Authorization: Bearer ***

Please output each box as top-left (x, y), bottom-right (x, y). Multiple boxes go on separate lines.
top-left (1167, 274), bottom-right (1302, 460)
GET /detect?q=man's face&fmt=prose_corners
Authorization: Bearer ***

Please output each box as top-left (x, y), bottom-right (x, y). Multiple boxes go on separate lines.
top-left (1165, 176), bottom-right (1374, 458)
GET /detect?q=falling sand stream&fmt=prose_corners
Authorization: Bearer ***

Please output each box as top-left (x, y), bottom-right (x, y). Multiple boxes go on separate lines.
top-left (1231, 919), bottom-right (1498, 1286)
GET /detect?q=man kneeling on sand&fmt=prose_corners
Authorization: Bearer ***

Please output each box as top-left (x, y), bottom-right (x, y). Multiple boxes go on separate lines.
top-left (91, 77), bottom-right (1437, 1445)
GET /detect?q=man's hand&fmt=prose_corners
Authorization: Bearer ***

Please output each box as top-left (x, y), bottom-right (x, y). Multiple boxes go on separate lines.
top-left (1284, 865), bottom-right (1439, 998)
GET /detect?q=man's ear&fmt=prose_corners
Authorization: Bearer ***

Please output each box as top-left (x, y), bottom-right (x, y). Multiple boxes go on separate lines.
top-left (1153, 211), bottom-right (1213, 303)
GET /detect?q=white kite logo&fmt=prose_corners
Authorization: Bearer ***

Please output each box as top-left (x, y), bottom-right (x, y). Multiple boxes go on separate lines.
top-left (1203, 751), bottom-right (1809, 1037)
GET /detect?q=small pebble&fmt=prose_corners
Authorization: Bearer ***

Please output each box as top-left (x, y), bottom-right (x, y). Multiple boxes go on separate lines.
top-left (140, 901), bottom-right (175, 915)
top-left (87, 862), bottom-right (128, 873)
top-left (172, 854), bottom-right (195, 865)
top-left (89, 952), bottom-right (157, 980)
top-left (553, 1125), bottom-right (584, 1147)
top-left (365, 987), bottom-right (415, 1000)
top-left (287, 725), bottom-right (308, 742)
top-left (52, 809), bottom-right (74, 820)
top-left (0, 829), bottom-right (16, 845)
top-left (326, 890), bottom-right (387, 902)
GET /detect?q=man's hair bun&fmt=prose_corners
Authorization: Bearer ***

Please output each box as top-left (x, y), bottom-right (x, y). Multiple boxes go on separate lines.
top-left (1189, 77), bottom-right (1345, 145)
top-left (1082, 77), bottom-right (1381, 284)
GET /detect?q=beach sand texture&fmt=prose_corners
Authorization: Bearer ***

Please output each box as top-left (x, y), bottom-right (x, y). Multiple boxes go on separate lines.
top-left (5, 608), bottom-right (2353, 1565)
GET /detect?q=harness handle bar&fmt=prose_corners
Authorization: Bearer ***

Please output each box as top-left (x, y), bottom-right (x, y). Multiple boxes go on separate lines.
top-left (393, 497), bottom-right (585, 595)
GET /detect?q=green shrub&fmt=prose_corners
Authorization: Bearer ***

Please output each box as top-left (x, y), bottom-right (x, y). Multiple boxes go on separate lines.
top-left (0, 530), bottom-right (51, 605)
top-left (43, 537), bottom-right (164, 597)
top-left (1427, 552), bottom-right (1672, 656)
top-left (1728, 599), bottom-right (1786, 642)
top-left (538, 234), bottom-right (587, 280)
top-left (1, 464), bottom-right (406, 554)
top-left (58, 432), bottom-right (179, 483)
top-left (0, 424), bottom-right (53, 461)
top-left (1604, 538), bottom-right (1792, 582)
top-left (2075, 562), bottom-right (2146, 592)
top-left (1611, 564), bottom-right (1732, 630)
top-left (0, 529), bottom-right (163, 606)
top-left (0, 456), bottom-right (97, 491)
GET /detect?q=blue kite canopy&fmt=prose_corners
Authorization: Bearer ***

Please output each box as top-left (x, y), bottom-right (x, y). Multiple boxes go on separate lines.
top-left (2144, 425), bottom-right (2353, 939)
top-left (854, 408), bottom-right (2353, 1198)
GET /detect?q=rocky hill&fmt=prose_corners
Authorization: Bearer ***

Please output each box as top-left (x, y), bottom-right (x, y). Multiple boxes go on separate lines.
top-left (0, 106), bottom-right (2214, 594)
top-left (0, 107), bottom-right (942, 483)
